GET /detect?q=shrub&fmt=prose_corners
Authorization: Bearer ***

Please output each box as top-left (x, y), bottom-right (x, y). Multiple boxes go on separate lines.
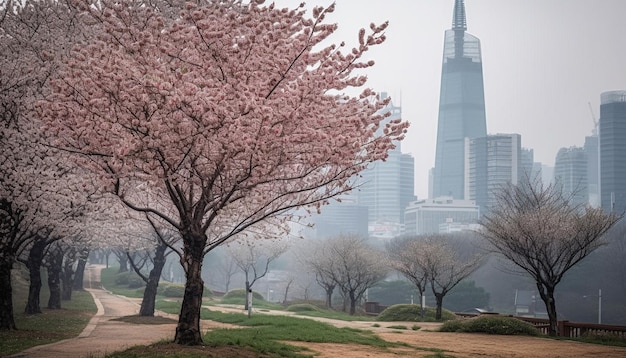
top-left (286, 303), bottom-right (320, 312)
top-left (377, 304), bottom-right (456, 322)
top-left (221, 289), bottom-right (265, 304)
top-left (440, 316), bottom-right (540, 336)
top-left (114, 272), bottom-right (144, 288)
top-left (162, 285), bottom-right (185, 297)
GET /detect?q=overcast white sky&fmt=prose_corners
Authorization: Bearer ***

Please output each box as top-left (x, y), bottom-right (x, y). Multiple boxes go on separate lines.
top-left (273, 0), bottom-right (626, 199)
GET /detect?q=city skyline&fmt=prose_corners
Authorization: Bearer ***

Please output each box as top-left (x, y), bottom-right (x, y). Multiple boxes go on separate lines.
top-left (272, 0), bottom-right (626, 199)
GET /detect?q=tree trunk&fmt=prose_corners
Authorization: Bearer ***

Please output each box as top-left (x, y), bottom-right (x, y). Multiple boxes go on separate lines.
top-left (349, 291), bottom-right (357, 315)
top-left (62, 257), bottom-right (74, 301)
top-left (325, 286), bottom-right (334, 309)
top-left (118, 253), bottom-right (128, 272)
top-left (139, 243), bottom-right (167, 317)
top-left (25, 237), bottom-right (47, 314)
top-left (282, 279), bottom-right (292, 304)
top-left (47, 248), bottom-right (63, 309)
top-left (0, 258), bottom-right (16, 330)
top-left (73, 255), bottom-right (88, 290)
top-left (244, 280), bottom-right (251, 310)
top-left (434, 293), bottom-right (444, 320)
top-left (538, 283), bottom-right (559, 336)
top-left (174, 235), bottom-right (206, 345)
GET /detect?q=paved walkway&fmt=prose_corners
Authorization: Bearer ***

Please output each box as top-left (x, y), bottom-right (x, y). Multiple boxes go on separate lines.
top-left (11, 265), bottom-right (177, 358)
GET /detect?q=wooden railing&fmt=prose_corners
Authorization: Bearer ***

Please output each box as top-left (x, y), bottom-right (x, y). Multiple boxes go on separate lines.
top-left (364, 302), bottom-right (626, 338)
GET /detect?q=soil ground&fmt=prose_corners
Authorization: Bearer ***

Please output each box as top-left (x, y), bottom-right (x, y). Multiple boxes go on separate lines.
top-left (11, 264), bottom-right (626, 357)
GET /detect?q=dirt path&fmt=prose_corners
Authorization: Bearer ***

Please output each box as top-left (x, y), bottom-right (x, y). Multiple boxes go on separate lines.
top-left (11, 265), bottom-right (626, 357)
top-left (11, 265), bottom-right (177, 358)
top-left (211, 305), bottom-right (626, 357)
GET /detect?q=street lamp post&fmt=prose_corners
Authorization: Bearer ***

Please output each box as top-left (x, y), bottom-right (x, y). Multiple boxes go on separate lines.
top-left (598, 289), bottom-right (602, 325)
top-left (583, 288), bottom-right (602, 324)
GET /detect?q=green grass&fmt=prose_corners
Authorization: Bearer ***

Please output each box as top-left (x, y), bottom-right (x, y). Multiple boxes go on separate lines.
top-left (200, 309), bottom-right (408, 357)
top-left (0, 268), bottom-right (97, 356)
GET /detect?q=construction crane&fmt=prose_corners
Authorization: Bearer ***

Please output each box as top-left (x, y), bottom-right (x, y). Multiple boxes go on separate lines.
top-left (588, 102), bottom-right (598, 136)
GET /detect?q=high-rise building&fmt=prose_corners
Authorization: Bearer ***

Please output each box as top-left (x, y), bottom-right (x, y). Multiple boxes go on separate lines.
top-left (310, 199), bottom-right (369, 239)
top-left (354, 93), bottom-right (416, 238)
top-left (599, 90), bottom-right (626, 213)
top-left (404, 197), bottom-right (479, 235)
top-left (465, 133), bottom-right (521, 215)
top-left (554, 147), bottom-right (588, 208)
top-left (432, 0), bottom-right (487, 199)
top-left (584, 134), bottom-right (599, 207)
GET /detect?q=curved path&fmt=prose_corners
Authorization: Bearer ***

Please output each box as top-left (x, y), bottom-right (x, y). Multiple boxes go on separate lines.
top-left (11, 265), bottom-right (177, 358)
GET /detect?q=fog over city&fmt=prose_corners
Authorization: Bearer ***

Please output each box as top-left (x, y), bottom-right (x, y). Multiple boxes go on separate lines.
top-left (274, 0), bottom-right (626, 199)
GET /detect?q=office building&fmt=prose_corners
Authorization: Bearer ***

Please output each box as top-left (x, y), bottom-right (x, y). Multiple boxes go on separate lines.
top-left (554, 147), bottom-right (588, 208)
top-left (465, 133), bottom-right (521, 215)
top-left (600, 90), bottom-right (626, 213)
top-left (432, 0), bottom-right (487, 199)
top-left (354, 93), bottom-right (416, 238)
top-left (311, 199), bottom-right (369, 239)
top-left (404, 197), bottom-right (479, 235)
top-left (584, 134), bottom-right (599, 207)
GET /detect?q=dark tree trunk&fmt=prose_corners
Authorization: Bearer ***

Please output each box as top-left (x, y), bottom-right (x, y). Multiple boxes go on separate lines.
top-left (25, 237), bottom-right (47, 314)
top-left (325, 286), bottom-right (334, 309)
top-left (0, 258), bottom-right (16, 330)
top-left (434, 293), bottom-right (444, 320)
top-left (62, 257), bottom-right (74, 301)
top-left (47, 248), bottom-right (63, 309)
top-left (244, 280), bottom-right (250, 310)
top-left (538, 283), bottom-right (559, 336)
top-left (118, 253), bottom-right (128, 273)
top-left (73, 254), bottom-right (88, 290)
top-left (349, 291), bottom-right (357, 315)
top-left (282, 279), bottom-right (292, 304)
top-left (139, 243), bottom-right (167, 317)
top-left (175, 235), bottom-right (206, 345)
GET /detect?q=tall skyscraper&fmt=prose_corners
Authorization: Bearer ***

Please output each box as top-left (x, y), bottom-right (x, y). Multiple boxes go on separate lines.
top-left (554, 146), bottom-right (588, 208)
top-left (599, 90), bottom-right (626, 213)
top-left (354, 93), bottom-right (416, 238)
top-left (584, 133), bottom-right (599, 207)
top-left (433, 0), bottom-right (487, 199)
top-left (465, 133), bottom-right (521, 215)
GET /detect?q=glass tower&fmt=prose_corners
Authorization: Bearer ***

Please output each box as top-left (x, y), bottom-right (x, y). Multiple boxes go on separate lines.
top-left (599, 90), bottom-right (626, 213)
top-left (433, 0), bottom-right (487, 199)
top-left (554, 147), bottom-right (588, 208)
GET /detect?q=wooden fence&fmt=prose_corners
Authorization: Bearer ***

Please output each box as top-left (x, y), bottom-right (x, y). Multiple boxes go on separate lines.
top-left (365, 302), bottom-right (626, 338)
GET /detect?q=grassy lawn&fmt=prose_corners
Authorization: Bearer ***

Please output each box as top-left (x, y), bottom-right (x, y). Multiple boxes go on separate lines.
top-left (0, 267), bottom-right (97, 356)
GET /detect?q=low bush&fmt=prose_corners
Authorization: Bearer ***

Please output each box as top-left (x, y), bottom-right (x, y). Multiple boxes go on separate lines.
top-left (114, 271), bottom-right (145, 288)
top-left (286, 303), bottom-right (320, 312)
top-left (377, 304), bottom-right (456, 322)
top-left (221, 289), bottom-right (264, 304)
top-left (440, 315), bottom-right (540, 336)
top-left (162, 285), bottom-right (185, 297)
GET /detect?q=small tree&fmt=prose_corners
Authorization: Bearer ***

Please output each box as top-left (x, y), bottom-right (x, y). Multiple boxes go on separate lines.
top-left (479, 178), bottom-right (621, 336)
top-left (387, 237), bottom-right (429, 316)
top-left (321, 235), bottom-right (388, 315)
top-left (228, 239), bottom-right (288, 311)
top-left (388, 235), bottom-right (481, 320)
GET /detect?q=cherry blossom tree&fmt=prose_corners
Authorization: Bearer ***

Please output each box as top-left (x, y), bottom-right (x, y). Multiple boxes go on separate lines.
top-left (479, 178), bottom-right (621, 336)
top-left (0, 0), bottom-right (91, 330)
top-left (39, 0), bottom-right (407, 344)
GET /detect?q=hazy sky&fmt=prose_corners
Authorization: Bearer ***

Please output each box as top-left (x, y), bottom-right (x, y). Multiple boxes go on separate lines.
top-left (272, 0), bottom-right (626, 199)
